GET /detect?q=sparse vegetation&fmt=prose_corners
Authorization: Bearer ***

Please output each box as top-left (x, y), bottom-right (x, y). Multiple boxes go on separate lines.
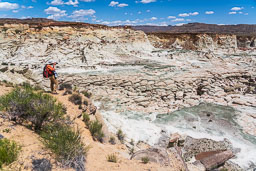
top-left (59, 83), bottom-right (72, 91)
top-left (109, 136), bottom-right (116, 145)
top-left (141, 157), bottom-right (149, 164)
top-left (81, 90), bottom-right (92, 98)
top-left (107, 154), bottom-right (117, 163)
top-left (40, 123), bottom-right (88, 170)
top-left (82, 113), bottom-right (90, 126)
top-left (88, 120), bottom-right (104, 142)
top-left (0, 86), bottom-right (88, 170)
top-left (116, 129), bottom-right (125, 143)
top-left (0, 138), bottom-right (21, 169)
top-left (68, 93), bottom-right (82, 105)
top-left (0, 87), bottom-right (66, 131)
top-left (2, 129), bottom-right (10, 133)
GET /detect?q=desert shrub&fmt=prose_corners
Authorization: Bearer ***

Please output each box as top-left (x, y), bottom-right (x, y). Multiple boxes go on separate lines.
top-left (88, 121), bottom-right (104, 142)
top-left (78, 104), bottom-right (82, 110)
top-left (83, 100), bottom-right (88, 106)
top-left (116, 129), bottom-right (125, 143)
top-left (82, 113), bottom-right (90, 126)
top-left (81, 91), bottom-right (92, 98)
top-left (40, 123), bottom-right (88, 170)
top-left (59, 83), bottom-right (72, 91)
top-left (0, 138), bottom-right (21, 168)
top-left (0, 87), bottom-right (66, 131)
top-left (107, 154), bottom-right (117, 163)
top-left (141, 157), bottom-right (149, 164)
top-left (68, 94), bottom-right (82, 105)
top-left (109, 136), bottom-right (116, 145)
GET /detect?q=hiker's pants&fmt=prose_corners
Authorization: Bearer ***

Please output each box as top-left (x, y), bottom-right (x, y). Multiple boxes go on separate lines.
top-left (49, 75), bottom-right (58, 92)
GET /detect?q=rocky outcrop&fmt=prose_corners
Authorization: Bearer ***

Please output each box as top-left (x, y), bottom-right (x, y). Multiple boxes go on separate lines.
top-left (148, 33), bottom-right (238, 51)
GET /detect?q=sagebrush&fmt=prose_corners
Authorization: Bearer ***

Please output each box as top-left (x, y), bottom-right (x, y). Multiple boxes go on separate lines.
top-left (0, 87), bottom-right (66, 131)
top-left (68, 94), bottom-right (82, 105)
top-left (40, 123), bottom-right (88, 170)
top-left (0, 138), bottom-right (20, 168)
top-left (88, 120), bottom-right (104, 142)
top-left (107, 154), bottom-right (117, 163)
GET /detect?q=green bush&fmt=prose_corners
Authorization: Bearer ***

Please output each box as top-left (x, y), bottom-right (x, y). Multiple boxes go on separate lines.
top-left (68, 94), bottom-right (82, 105)
top-left (116, 129), bottom-right (125, 143)
top-left (88, 121), bottom-right (104, 142)
top-left (109, 136), bottom-right (116, 145)
top-left (0, 87), bottom-right (66, 131)
top-left (82, 113), bottom-right (90, 127)
top-left (81, 91), bottom-right (92, 98)
top-left (0, 139), bottom-right (21, 168)
top-left (107, 154), bottom-right (117, 163)
top-left (40, 123), bottom-right (88, 170)
top-left (141, 157), bottom-right (149, 164)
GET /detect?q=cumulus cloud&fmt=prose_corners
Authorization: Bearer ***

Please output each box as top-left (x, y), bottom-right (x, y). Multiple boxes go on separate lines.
top-left (0, 2), bottom-right (19, 10)
top-left (69, 9), bottom-right (96, 21)
top-left (231, 7), bottom-right (243, 11)
top-left (150, 17), bottom-right (157, 20)
top-left (229, 11), bottom-right (236, 15)
top-left (118, 3), bottom-right (128, 7)
top-left (109, 1), bottom-right (119, 7)
top-left (80, 0), bottom-right (95, 2)
top-left (205, 11), bottom-right (214, 15)
top-left (140, 0), bottom-right (156, 4)
top-left (44, 6), bottom-right (67, 19)
top-left (172, 18), bottom-right (185, 22)
top-left (50, 0), bottom-right (64, 5)
top-left (179, 12), bottom-right (199, 17)
top-left (109, 1), bottom-right (128, 7)
top-left (167, 16), bottom-right (176, 19)
top-left (65, 0), bottom-right (79, 6)
top-left (176, 23), bottom-right (185, 26)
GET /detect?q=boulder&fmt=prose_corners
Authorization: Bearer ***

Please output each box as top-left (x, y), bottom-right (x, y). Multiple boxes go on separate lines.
top-left (199, 150), bottom-right (234, 170)
top-left (131, 147), bottom-right (170, 166)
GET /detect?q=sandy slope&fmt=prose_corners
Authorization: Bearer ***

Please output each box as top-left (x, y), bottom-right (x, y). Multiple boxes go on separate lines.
top-left (0, 85), bottom-right (170, 171)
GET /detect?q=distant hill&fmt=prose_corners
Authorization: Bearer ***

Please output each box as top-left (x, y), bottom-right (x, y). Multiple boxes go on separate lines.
top-left (132, 23), bottom-right (256, 36)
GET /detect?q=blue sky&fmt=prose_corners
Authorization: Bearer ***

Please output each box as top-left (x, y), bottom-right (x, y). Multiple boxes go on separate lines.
top-left (0, 0), bottom-right (255, 26)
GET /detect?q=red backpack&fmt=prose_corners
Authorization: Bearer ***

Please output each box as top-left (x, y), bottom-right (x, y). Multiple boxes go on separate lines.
top-left (43, 65), bottom-right (54, 78)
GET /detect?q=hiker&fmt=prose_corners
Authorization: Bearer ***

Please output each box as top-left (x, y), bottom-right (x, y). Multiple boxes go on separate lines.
top-left (43, 60), bottom-right (58, 94)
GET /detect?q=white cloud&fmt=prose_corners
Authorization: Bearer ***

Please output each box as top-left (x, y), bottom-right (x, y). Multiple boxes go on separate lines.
top-left (146, 9), bottom-right (150, 12)
top-left (244, 13), bottom-right (248, 15)
top-left (12, 10), bottom-right (19, 13)
top-left (109, 1), bottom-right (119, 7)
top-left (140, 0), bottom-right (156, 4)
top-left (150, 17), bottom-right (157, 20)
top-left (65, 0), bottom-right (79, 7)
top-left (44, 6), bottom-right (67, 19)
top-left (109, 1), bottom-right (128, 7)
top-left (27, 6), bottom-right (34, 9)
top-left (172, 18), bottom-right (184, 22)
top-left (167, 16), bottom-right (176, 19)
top-left (0, 2), bottom-right (19, 10)
top-left (205, 11), bottom-right (214, 15)
top-left (118, 3), bottom-right (128, 7)
top-left (175, 23), bottom-right (185, 26)
top-left (69, 9), bottom-right (95, 20)
top-left (179, 13), bottom-right (189, 17)
top-left (50, 0), bottom-right (64, 5)
top-left (231, 7), bottom-right (243, 11)
top-left (229, 11), bottom-right (236, 15)
top-left (179, 12), bottom-right (199, 17)
top-left (138, 11), bottom-right (142, 14)
top-left (80, 0), bottom-right (95, 2)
